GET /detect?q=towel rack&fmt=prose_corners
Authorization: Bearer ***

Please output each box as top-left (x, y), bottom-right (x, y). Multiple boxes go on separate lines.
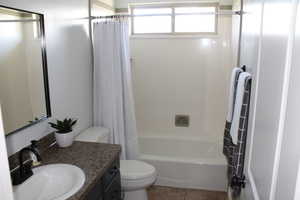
top-left (241, 65), bottom-right (246, 72)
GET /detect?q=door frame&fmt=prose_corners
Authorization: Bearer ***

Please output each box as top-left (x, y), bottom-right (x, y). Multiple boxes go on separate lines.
top-left (0, 105), bottom-right (14, 200)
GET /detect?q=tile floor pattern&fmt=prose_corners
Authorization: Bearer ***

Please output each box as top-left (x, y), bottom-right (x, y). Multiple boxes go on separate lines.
top-left (147, 186), bottom-right (228, 200)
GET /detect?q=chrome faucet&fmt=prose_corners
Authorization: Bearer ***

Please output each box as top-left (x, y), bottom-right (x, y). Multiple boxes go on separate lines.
top-left (12, 140), bottom-right (42, 185)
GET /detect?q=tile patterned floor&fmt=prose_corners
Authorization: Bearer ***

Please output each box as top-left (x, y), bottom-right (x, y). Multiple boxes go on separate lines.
top-left (147, 186), bottom-right (228, 200)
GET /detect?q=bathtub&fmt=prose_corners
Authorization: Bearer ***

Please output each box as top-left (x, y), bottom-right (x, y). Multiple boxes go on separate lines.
top-left (138, 135), bottom-right (227, 191)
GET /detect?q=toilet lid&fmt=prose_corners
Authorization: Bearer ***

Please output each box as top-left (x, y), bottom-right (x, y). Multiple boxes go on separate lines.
top-left (120, 160), bottom-right (156, 180)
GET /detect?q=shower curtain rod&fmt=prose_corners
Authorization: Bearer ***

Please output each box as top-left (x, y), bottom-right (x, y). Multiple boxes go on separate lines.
top-left (0, 19), bottom-right (39, 22)
top-left (91, 15), bottom-right (130, 19)
top-left (91, 11), bottom-right (243, 19)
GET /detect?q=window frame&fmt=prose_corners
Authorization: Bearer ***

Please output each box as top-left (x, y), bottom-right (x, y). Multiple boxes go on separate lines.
top-left (130, 3), bottom-right (219, 36)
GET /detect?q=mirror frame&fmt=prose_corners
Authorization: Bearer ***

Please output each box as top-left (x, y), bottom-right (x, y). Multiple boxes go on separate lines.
top-left (0, 5), bottom-right (52, 136)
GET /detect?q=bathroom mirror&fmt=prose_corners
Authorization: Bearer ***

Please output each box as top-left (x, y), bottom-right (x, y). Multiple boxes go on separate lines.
top-left (0, 5), bottom-right (51, 136)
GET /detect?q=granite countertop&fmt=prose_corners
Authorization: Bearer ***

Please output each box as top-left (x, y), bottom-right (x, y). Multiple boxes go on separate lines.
top-left (40, 141), bottom-right (121, 200)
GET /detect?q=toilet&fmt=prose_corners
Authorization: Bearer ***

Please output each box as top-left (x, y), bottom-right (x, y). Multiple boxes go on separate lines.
top-left (75, 126), bottom-right (157, 200)
top-left (120, 160), bottom-right (156, 200)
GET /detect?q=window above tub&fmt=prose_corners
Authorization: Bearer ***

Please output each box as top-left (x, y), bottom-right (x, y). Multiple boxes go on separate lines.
top-left (130, 3), bottom-right (218, 35)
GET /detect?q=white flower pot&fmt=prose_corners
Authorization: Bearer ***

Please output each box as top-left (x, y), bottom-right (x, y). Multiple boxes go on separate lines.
top-left (55, 131), bottom-right (74, 148)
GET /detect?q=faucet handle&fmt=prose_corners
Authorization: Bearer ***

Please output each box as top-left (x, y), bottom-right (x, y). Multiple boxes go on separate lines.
top-left (29, 152), bottom-right (41, 166)
top-left (30, 140), bottom-right (42, 162)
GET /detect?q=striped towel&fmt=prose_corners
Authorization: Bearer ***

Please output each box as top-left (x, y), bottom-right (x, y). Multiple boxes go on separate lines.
top-left (223, 67), bottom-right (243, 179)
top-left (230, 72), bottom-right (251, 145)
top-left (230, 73), bottom-right (252, 197)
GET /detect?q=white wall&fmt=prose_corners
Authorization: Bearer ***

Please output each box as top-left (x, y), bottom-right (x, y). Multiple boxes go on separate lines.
top-left (240, 0), bottom-right (299, 199)
top-left (231, 0), bottom-right (241, 66)
top-left (94, 0), bottom-right (114, 7)
top-left (238, 0), bottom-right (263, 199)
top-left (1, 0), bottom-right (93, 155)
top-left (92, 0), bottom-right (115, 16)
top-left (131, 15), bottom-right (233, 141)
top-left (274, 1), bottom-right (300, 199)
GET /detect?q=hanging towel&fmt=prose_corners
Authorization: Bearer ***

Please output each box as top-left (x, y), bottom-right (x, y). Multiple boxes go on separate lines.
top-left (230, 72), bottom-right (251, 145)
top-left (223, 67), bottom-right (243, 181)
top-left (230, 73), bottom-right (252, 197)
top-left (226, 67), bottom-right (243, 122)
top-left (223, 67), bottom-right (243, 158)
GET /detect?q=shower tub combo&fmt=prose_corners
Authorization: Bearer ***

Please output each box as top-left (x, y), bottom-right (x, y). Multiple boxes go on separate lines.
top-left (138, 134), bottom-right (227, 191)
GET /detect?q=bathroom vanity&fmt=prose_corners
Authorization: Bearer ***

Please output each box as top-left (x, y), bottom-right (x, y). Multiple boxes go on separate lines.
top-left (9, 137), bottom-right (122, 200)
top-left (44, 142), bottom-right (121, 200)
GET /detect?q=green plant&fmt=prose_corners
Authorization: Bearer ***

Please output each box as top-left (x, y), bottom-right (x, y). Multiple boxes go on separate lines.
top-left (48, 118), bottom-right (77, 134)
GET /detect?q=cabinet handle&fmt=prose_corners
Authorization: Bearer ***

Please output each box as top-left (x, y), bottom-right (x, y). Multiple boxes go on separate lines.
top-left (109, 166), bottom-right (119, 175)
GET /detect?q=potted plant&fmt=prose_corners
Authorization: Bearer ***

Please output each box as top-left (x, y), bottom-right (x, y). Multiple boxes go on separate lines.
top-left (49, 118), bottom-right (77, 148)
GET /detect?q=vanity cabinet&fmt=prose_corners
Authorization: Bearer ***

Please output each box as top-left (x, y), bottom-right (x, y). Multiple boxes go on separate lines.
top-left (86, 158), bottom-right (122, 200)
top-left (104, 173), bottom-right (121, 200)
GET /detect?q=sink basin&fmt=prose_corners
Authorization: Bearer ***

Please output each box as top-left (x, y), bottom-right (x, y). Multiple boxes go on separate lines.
top-left (13, 164), bottom-right (85, 200)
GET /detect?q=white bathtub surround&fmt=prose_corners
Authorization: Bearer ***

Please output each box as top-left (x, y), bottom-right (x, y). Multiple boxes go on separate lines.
top-left (139, 135), bottom-right (227, 191)
top-left (129, 14), bottom-right (232, 193)
top-left (93, 19), bottom-right (139, 160)
top-left (131, 15), bottom-right (233, 143)
top-left (55, 131), bottom-right (74, 148)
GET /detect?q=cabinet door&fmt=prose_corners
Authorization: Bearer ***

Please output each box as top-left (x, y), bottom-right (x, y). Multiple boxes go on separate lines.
top-left (104, 173), bottom-right (121, 200)
top-left (86, 178), bottom-right (104, 200)
top-left (103, 159), bottom-right (120, 189)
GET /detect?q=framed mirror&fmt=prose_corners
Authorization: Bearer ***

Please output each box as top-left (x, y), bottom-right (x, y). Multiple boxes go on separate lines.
top-left (0, 5), bottom-right (51, 136)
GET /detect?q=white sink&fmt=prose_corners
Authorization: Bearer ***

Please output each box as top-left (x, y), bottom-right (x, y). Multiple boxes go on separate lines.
top-left (13, 164), bottom-right (85, 200)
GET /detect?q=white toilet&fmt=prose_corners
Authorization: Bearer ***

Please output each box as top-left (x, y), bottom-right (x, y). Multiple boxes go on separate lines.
top-left (120, 160), bottom-right (156, 200)
top-left (75, 126), bottom-right (157, 200)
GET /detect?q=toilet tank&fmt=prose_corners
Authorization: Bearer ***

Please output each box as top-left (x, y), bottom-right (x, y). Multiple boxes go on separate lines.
top-left (75, 126), bottom-right (109, 143)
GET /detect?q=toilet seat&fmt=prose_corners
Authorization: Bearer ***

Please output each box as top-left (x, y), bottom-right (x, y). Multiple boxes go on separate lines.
top-left (120, 160), bottom-right (157, 190)
top-left (121, 160), bottom-right (156, 180)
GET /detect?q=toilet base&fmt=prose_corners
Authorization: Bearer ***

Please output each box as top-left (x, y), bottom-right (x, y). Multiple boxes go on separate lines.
top-left (124, 189), bottom-right (148, 200)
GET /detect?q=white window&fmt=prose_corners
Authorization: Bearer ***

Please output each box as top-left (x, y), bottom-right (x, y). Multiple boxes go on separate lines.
top-left (130, 3), bottom-right (217, 35)
top-left (133, 8), bottom-right (172, 33)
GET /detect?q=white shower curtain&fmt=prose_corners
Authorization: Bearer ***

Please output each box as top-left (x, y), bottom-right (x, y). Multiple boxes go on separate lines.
top-left (93, 19), bottom-right (139, 160)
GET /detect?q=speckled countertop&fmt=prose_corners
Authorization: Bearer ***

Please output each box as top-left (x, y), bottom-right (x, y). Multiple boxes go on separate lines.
top-left (40, 141), bottom-right (121, 200)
